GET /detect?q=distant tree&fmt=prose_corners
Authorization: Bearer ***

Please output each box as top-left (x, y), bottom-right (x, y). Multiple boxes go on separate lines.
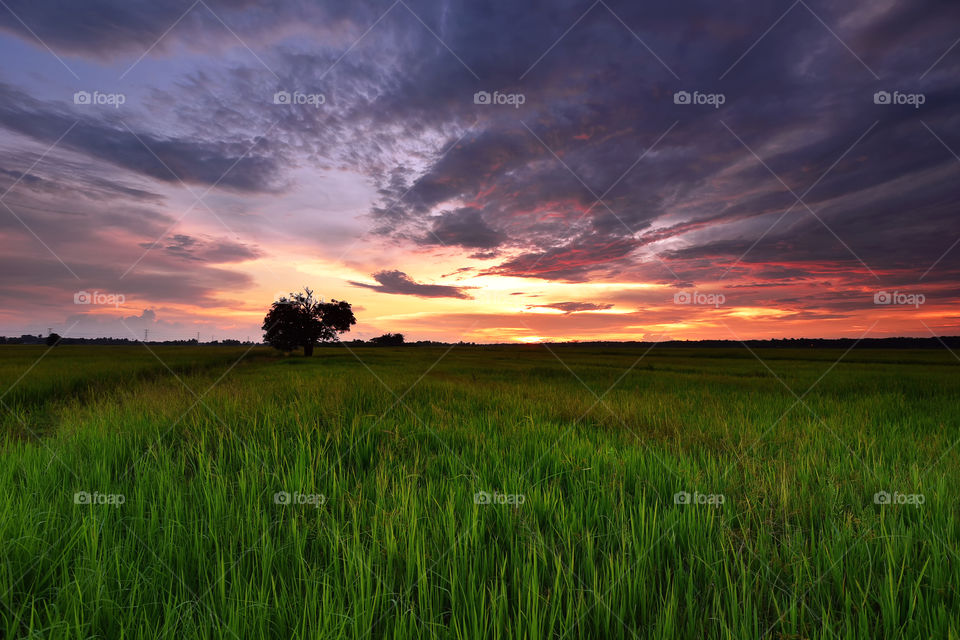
top-left (45, 333), bottom-right (62, 347)
top-left (370, 333), bottom-right (404, 346)
top-left (262, 288), bottom-right (356, 356)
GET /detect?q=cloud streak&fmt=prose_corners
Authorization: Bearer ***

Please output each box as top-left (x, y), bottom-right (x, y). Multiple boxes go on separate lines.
top-left (349, 270), bottom-right (474, 299)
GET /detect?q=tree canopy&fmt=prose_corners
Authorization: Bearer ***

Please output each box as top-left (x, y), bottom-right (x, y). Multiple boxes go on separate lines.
top-left (262, 288), bottom-right (355, 356)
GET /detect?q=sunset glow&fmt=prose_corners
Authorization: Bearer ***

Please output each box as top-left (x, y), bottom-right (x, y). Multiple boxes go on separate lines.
top-left (0, 1), bottom-right (957, 343)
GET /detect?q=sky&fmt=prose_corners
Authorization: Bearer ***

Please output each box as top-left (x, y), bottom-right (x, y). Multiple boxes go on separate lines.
top-left (0, 0), bottom-right (957, 343)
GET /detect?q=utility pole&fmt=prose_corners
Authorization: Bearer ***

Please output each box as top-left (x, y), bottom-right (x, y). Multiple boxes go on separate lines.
top-left (144, 329), bottom-right (149, 342)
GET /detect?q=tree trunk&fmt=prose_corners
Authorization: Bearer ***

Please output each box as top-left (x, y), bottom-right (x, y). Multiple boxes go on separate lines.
top-left (304, 343), bottom-right (314, 357)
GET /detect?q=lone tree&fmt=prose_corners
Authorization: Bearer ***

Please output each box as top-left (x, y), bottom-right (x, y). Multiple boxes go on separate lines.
top-left (45, 333), bottom-right (62, 347)
top-left (262, 288), bottom-right (356, 356)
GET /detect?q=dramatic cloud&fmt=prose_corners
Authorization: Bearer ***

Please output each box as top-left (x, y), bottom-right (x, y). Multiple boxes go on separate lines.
top-left (0, 0), bottom-right (958, 340)
top-left (421, 207), bottom-right (505, 249)
top-left (0, 85), bottom-right (283, 192)
top-left (484, 235), bottom-right (642, 281)
top-left (349, 270), bottom-right (474, 299)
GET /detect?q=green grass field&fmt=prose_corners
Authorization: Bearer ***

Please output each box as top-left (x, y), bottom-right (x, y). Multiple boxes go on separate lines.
top-left (1, 344), bottom-right (958, 639)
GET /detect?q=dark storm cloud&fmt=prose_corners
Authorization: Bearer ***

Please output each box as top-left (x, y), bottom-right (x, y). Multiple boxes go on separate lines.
top-left (0, 0), bottom-right (959, 334)
top-left (663, 159), bottom-right (960, 288)
top-left (337, 0), bottom-right (960, 290)
top-left (421, 207), bottom-right (505, 249)
top-left (0, 84), bottom-right (282, 192)
top-left (483, 234), bottom-right (642, 281)
top-left (370, 128), bottom-right (545, 227)
top-left (12, 0), bottom-right (945, 288)
top-left (349, 270), bottom-right (473, 299)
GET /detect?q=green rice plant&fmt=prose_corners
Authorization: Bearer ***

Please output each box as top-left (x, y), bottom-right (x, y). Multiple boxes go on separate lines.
top-left (0, 345), bottom-right (957, 638)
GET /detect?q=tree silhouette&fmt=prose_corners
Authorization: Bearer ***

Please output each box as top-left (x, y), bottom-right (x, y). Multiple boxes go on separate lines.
top-left (262, 288), bottom-right (356, 356)
top-left (369, 333), bottom-right (404, 346)
top-left (45, 333), bottom-right (62, 347)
